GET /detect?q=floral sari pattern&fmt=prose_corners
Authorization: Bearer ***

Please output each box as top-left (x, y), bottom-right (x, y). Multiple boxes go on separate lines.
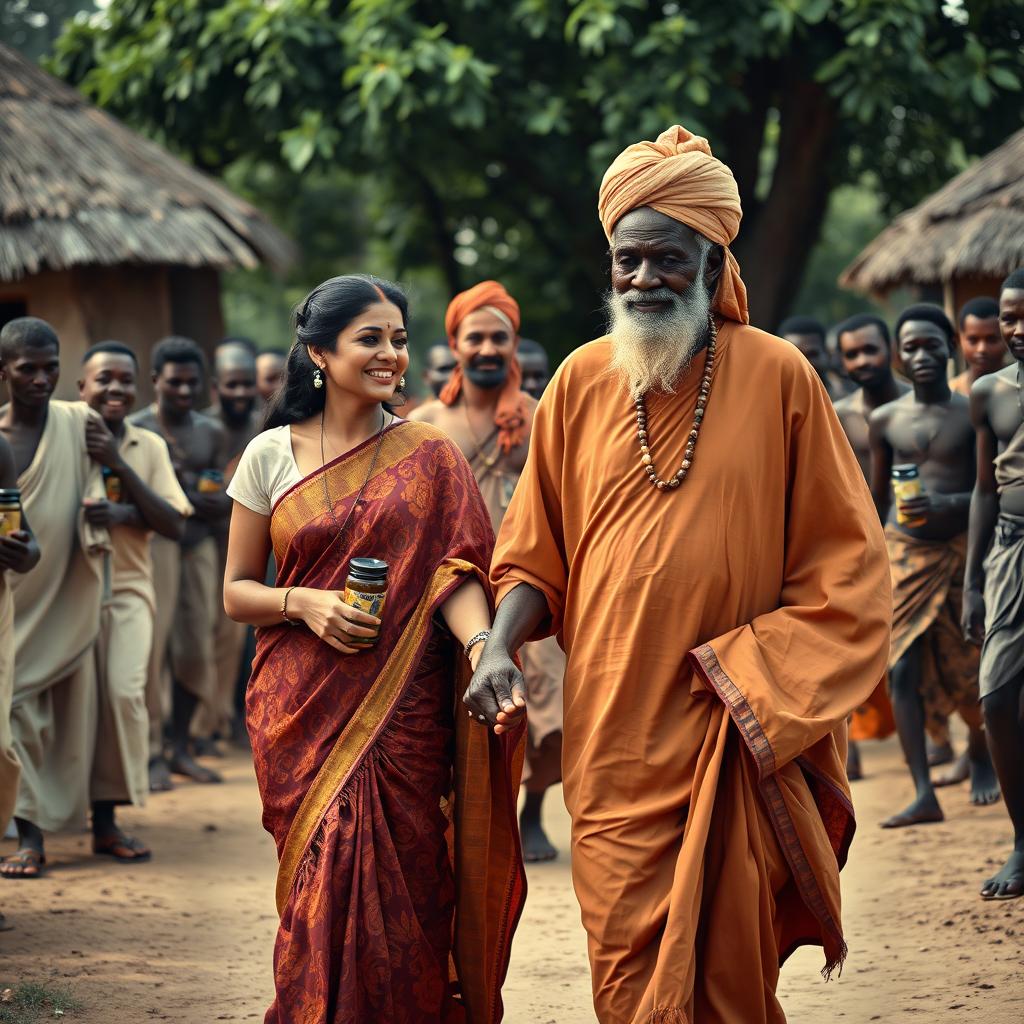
top-left (247, 421), bottom-right (526, 1024)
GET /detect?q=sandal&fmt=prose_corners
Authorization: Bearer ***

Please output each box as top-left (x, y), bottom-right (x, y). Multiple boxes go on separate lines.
top-left (0, 848), bottom-right (45, 879)
top-left (93, 832), bottom-right (152, 862)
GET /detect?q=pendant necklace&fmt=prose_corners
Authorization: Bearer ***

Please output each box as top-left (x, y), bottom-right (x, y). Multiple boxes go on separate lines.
top-left (634, 314), bottom-right (717, 491)
top-left (319, 406), bottom-right (390, 547)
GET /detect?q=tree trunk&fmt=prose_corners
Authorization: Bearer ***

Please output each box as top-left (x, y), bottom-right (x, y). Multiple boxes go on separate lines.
top-left (732, 77), bottom-right (837, 331)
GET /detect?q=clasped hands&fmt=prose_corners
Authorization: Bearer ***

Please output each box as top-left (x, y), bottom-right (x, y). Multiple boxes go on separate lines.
top-left (463, 646), bottom-right (527, 735)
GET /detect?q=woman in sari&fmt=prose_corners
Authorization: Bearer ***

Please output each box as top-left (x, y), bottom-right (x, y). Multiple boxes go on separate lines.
top-left (224, 275), bottom-right (526, 1023)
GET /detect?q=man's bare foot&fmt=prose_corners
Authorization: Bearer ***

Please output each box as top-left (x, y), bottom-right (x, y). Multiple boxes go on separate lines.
top-left (980, 850), bottom-right (1024, 900)
top-left (0, 910), bottom-right (12, 931)
top-left (149, 757), bottom-right (174, 792)
top-left (520, 817), bottom-right (558, 862)
top-left (880, 792), bottom-right (944, 828)
top-left (846, 740), bottom-right (863, 781)
top-left (968, 750), bottom-right (1001, 805)
top-left (0, 848), bottom-right (45, 879)
top-left (926, 737), bottom-right (954, 767)
top-left (169, 752), bottom-right (223, 784)
top-left (933, 750), bottom-right (969, 787)
top-left (193, 737), bottom-right (225, 759)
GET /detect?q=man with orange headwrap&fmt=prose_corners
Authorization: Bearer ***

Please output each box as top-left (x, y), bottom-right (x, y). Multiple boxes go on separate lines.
top-left (411, 281), bottom-right (564, 861)
top-left (466, 127), bottom-right (891, 1023)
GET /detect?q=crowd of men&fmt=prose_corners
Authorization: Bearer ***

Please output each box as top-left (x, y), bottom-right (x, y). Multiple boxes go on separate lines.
top-left (0, 263), bottom-right (1020, 942)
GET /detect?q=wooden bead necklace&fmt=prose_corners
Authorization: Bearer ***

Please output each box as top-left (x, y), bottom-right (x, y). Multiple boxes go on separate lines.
top-left (635, 314), bottom-right (717, 491)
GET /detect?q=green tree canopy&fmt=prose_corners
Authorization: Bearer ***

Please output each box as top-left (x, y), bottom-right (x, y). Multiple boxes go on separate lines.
top-left (51, 0), bottom-right (1023, 355)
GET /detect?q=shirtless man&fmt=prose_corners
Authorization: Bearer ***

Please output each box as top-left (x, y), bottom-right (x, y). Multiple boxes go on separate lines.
top-left (779, 314), bottom-right (853, 401)
top-left (869, 304), bottom-right (999, 828)
top-left (833, 314), bottom-right (908, 778)
top-left (411, 281), bottom-right (564, 862)
top-left (962, 268), bottom-right (1024, 899)
top-left (517, 338), bottom-right (551, 401)
top-left (422, 341), bottom-right (457, 399)
top-left (130, 337), bottom-right (229, 787)
top-left (197, 339), bottom-right (262, 745)
top-left (950, 297), bottom-right (1006, 396)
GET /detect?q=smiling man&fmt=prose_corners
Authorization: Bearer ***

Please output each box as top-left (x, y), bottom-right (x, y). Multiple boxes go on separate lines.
top-left (868, 304), bottom-right (999, 829)
top-left (962, 268), bottom-right (1024, 900)
top-left (468, 127), bottom-right (891, 1023)
top-left (0, 317), bottom-right (108, 880)
top-left (78, 341), bottom-right (191, 862)
top-left (411, 282), bottom-right (565, 862)
top-left (130, 337), bottom-right (229, 789)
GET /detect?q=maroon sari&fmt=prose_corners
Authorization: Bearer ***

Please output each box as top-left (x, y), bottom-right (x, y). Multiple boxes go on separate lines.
top-left (247, 420), bottom-right (526, 1024)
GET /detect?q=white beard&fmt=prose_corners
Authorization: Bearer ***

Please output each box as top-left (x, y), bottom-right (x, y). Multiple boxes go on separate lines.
top-left (606, 278), bottom-right (712, 400)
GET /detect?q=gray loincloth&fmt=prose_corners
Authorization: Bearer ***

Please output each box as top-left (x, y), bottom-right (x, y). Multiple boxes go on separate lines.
top-left (980, 512), bottom-right (1024, 700)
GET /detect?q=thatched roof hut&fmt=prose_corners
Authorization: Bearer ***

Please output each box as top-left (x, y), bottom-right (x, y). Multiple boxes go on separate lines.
top-left (840, 128), bottom-right (1024, 315)
top-left (0, 42), bottom-right (294, 399)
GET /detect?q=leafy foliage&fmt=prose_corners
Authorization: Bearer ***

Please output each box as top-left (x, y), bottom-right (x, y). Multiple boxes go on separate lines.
top-left (50, 0), bottom-right (1023, 352)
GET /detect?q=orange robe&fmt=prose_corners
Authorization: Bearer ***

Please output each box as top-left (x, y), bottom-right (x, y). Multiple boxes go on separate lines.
top-left (491, 322), bottom-right (891, 1024)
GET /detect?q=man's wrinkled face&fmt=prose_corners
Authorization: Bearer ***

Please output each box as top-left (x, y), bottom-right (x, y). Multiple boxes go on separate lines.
top-left (79, 352), bottom-right (137, 424)
top-left (782, 332), bottom-right (830, 383)
top-left (255, 352), bottom-right (286, 403)
top-left (215, 357), bottom-right (257, 423)
top-left (0, 343), bottom-right (59, 408)
top-left (999, 289), bottom-right (1024, 363)
top-left (454, 309), bottom-right (518, 390)
top-left (959, 314), bottom-right (1004, 375)
top-left (519, 351), bottom-right (550, 400)
top-left (606, 207), bottom-right (722, 397)
top-left (838, 325), bottom-right (890, 389)
top-left (424, 344), bottom-right (457, 398)
top-left (154, 359), bottom-right (202, 416)
top-left (897, 320), bottom-right (950, 385)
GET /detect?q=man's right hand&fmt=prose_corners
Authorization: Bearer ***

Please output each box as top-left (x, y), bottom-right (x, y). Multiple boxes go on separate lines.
top-left (962, 587), bottom-right (986, 646)
top-left (0, 532), bottom-right (35, 573)
top-left (289, 588), bottom-right (381, 655)
top-left (464, 650), bottom-right (527, 733)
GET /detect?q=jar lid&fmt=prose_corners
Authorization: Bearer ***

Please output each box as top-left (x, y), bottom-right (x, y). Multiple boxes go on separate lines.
top-left (348, 557), bottom-right (388, 581)
top-left (892, 464), bottom-right (919, 478)
top-left (0, 488), bottom-right (20, 501)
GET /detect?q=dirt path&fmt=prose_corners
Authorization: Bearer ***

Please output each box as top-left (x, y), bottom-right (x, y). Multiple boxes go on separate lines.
top-left (0, 735), bottom-right (1020, 1023)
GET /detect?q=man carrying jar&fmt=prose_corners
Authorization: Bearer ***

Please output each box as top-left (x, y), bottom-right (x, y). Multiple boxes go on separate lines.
top-left (868, 303), bottom-right (999, 828)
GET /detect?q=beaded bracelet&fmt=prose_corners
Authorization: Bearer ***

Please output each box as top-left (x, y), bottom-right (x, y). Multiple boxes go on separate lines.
top-left (281, 586), bottom-right (298, 625)
top-left (464, 630), bottom-right (490, 659)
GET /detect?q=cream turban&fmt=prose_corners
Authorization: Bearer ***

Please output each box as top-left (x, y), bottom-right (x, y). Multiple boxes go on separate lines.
top-left (597, 125), bottom-right (749, 324)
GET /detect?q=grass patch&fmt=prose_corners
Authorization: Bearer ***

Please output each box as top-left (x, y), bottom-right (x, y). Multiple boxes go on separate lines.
top-left (0, 982), bottom-right (81, 1023)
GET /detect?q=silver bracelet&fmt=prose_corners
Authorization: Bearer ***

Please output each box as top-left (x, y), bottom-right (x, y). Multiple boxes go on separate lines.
top-left (464, 630), bottom-right (491, 659)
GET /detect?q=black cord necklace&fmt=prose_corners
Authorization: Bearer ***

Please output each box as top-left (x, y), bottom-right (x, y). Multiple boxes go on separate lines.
top-left (319, 406), bottom-right (390, 548)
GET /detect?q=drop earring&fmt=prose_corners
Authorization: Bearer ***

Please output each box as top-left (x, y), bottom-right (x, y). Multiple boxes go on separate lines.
top-left (313, 368), bottom-right (323, 389)
top-left (399, 376), bottom-right (406, 389)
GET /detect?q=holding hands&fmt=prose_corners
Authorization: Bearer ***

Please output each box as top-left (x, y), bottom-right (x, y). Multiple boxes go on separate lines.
top-left (464, 646), bottom-right (528, 734)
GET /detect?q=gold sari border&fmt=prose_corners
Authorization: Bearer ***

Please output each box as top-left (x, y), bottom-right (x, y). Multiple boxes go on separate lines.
top-left (275, 558), bottom-right (478, 915)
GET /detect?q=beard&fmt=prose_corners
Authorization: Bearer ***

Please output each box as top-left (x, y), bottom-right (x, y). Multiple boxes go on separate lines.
top-left (605, 277), bottom-right (712, 400)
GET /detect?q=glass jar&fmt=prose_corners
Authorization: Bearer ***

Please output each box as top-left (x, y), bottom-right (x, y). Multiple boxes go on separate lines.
top-left (892, 464), bottom-right (927, 527)
top-left (0, 489), bottom-right (21, 537)
top-left (102, 466), bottom-right (123, 503)
top-left (343, 558), bottom-right (389, 648)
top-left (198, 469), bottom-right (225, 493)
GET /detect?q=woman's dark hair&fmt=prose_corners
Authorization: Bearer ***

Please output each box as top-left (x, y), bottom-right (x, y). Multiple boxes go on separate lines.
top-left (265, 274), bottom-right (409, 429)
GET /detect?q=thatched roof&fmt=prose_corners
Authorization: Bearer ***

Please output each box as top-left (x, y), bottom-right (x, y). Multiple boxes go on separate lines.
top-left (0, 43), bottom-right (295, 282)
top-left (841, 127), bottom-right (1024, 294)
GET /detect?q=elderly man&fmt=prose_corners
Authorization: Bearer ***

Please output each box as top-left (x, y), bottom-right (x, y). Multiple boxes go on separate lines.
top-left (467, 126), bottom-right (891, 1023)
top-left (411, 282), bottom-right (564, 861)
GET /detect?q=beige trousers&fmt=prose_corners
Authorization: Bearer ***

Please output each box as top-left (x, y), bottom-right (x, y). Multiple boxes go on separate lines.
top-left (147, 535), bottom-right (218, 751)
top-left (92, 590), bottom-right (152, 806)
top-left (0, 583), bottom-right (22, 827)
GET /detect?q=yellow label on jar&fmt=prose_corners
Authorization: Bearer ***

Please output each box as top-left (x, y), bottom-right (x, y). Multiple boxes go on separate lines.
top-left (343, 587), bottom-right (386, 646)
top-left (104, 474), bottom-right (123, 503)
top-left (0, 509), bottom-right (21, 536)
top-left (893, 477), bottom-right (926, 527)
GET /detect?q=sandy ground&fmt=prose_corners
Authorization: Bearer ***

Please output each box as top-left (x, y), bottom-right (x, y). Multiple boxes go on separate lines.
top-left (0, 735), bottom-right (1020, 1023)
